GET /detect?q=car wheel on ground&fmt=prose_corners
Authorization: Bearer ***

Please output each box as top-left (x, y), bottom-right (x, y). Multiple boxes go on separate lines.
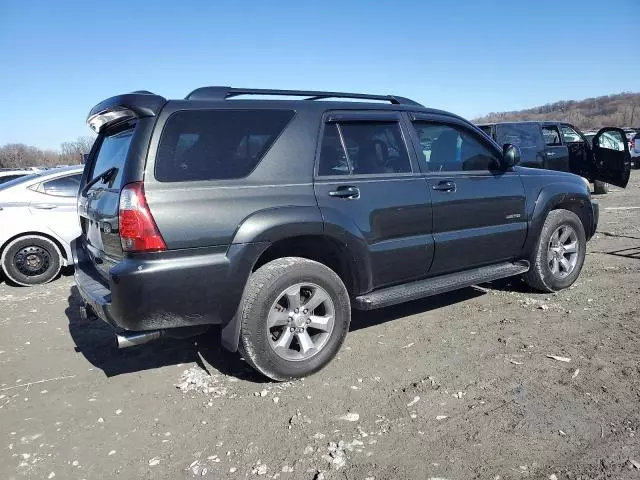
top-left (523, 209), bottom-right (586, 292)
top-left (238, 257), bottom-right (351, 381)
top-left (1, 235), bottom-right (62, 286)
top-left (593, 180), bottom-right (608, 194)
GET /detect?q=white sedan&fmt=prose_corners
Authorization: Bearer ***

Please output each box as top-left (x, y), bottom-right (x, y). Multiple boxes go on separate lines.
top-left (0, 166), bottom-right (83, 286)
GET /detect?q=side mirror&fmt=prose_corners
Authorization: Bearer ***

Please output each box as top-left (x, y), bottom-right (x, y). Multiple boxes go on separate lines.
top-left (502, 143), bottom-right (521, 169)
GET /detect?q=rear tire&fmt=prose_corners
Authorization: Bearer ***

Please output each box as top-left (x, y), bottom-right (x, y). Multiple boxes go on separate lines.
top-left (239, 257), bottom-right (350, 381)
top-left (593, 180), bottom-right (608, 194)
top-left (1, 235), bottom-right (62, 286)
top-left (523, 209), bottom-right (586, 292)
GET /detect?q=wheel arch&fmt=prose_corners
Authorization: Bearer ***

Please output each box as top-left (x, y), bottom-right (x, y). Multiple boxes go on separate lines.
top-left (525, 185), bottom-right (595, 255)
top-left (251, 234), bottom-right (360, 295)
top-left (0, 231), bottom-right (69, 264)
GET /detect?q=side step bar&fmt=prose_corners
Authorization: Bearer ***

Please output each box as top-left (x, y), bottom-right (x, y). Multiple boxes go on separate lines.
top-left (353, 261), bottom-right (530, 310)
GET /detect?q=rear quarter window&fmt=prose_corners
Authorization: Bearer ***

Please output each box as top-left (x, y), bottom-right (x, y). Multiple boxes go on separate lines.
top-left (155, 109), bottom-right (295, 182)
top-left (496, 124), bottom-right (543, 149)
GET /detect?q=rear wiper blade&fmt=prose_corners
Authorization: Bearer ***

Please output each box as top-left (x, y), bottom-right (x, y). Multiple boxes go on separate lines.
top-left (81, 167), bottom-right (118, 196)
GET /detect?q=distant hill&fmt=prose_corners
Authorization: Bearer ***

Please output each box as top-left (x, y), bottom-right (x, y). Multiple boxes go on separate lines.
top-left (473, 92), bottom-right (640, 130)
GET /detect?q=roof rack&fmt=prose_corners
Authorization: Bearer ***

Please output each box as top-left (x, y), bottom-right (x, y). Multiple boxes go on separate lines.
top-left (184, 86), bottom-right (423, 107)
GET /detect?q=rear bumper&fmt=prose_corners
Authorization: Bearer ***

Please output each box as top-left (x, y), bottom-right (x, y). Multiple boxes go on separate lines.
top-left (72, 238), bottom-right (265, 332)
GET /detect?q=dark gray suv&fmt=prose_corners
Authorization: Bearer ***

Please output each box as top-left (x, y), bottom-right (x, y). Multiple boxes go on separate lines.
top-left (73, 87), bottom-right (628, 380)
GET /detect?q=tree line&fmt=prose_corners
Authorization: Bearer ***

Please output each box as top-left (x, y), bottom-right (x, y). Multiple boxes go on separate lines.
top-left (0, 136), bottom-right (95, 169)
top-left (473, 92), bottom-right (640, 130)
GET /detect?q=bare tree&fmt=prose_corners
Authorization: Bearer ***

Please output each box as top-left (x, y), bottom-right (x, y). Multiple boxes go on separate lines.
top-left (474, 92), bottom-right (640, 130)
top-left (0, 135), bottom-right (96, 169)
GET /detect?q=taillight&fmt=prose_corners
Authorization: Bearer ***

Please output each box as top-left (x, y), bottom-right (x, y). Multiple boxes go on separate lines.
top-left (118, 182), bottom-right (166, 252)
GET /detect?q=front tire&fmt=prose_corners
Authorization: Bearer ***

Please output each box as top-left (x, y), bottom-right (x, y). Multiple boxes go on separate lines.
top-left (593, 180), bottom-right (608, 194)
top-left (239, 257), bottom-right (351, 381)
top-left (1, 235), bottom-right (62, 286)
top-left (523, 209), bottom-right (586, 292)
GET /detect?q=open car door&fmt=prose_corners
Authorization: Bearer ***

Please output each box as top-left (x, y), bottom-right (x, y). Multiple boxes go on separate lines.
top-left (589, 127), bottom-right (631, 188)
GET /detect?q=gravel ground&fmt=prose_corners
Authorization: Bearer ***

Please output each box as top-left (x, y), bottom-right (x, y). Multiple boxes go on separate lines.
top-left (1, 172), bottom-right (640, 480)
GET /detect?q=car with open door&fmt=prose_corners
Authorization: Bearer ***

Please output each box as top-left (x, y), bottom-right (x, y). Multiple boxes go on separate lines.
top-left (477, 121), bottom-right (631, 194)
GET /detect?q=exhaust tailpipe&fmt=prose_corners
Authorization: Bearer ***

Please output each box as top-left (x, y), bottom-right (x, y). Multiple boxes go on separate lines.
top-left (116, 330), bottom-right (163, 348)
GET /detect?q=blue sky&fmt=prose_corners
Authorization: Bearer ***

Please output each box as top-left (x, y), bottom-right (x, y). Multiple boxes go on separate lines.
top-left (0, 0), bottom-right (638, 149)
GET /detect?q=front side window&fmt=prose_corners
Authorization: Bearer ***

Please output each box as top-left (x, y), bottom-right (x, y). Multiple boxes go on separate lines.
top-left (542, 126), bottom-right (562, 146)
top-left (598, 131), bottom-right (625, 151)
top-left (42, 174), bottom-right (82, 197)
top-left (317, 121), bottom-right (411, 176)
top-left (155, 109), bottom-right (295, 182)
top-left (560, 125), bottom-right (583, 143)
top-left (412, 122), bottom-right (501, 172)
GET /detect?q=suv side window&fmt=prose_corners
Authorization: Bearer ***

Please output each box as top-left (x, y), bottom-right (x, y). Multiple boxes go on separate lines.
top-left (559, 125), bottom-right (583, 143)
top-left (496, 123), bottom-right (542, 149)
top-left (542, 125), bottom-right (562, 146)
top-left (42, 174), bottom-right (82, 197)
top-left (412, 122), bottom-right (501, 172)
top-left (155, 109), bottom-right (295, 182)
top-left (317, 121), bottom-right (411, 176)
top-left (318, 124), bottom-right (351, 176)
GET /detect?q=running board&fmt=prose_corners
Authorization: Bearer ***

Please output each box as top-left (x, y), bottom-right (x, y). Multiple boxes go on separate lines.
top-left (353, 261), bottom-right (530, 310)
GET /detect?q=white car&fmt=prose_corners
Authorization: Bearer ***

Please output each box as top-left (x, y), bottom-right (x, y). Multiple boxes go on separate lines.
top-left (0, 166), bottom-right (83, 286)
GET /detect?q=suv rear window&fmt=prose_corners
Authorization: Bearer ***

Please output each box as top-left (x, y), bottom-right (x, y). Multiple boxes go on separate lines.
top-left (88, 127), bottom-right (135, 190)
top-left (155, 109), bottom-right (295, 182)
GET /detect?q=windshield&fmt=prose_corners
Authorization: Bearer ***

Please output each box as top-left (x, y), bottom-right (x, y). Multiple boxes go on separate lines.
top-left (0, 172), bottom-right (43, 191)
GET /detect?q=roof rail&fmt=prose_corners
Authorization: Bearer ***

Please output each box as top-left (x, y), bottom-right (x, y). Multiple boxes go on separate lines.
top-left (185, 86), bottom-right (423, 106)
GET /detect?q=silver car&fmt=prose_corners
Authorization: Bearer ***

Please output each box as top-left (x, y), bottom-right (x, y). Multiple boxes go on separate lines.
top-left (0, 166), bottom-right (83, 286)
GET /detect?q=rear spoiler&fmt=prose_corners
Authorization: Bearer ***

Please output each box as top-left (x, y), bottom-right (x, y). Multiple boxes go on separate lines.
top-left (87, 91), bottom-right (166, 133)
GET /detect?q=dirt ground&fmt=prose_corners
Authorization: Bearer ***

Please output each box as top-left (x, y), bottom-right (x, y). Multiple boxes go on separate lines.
top-left (1, 173), bottom-right (640, 480)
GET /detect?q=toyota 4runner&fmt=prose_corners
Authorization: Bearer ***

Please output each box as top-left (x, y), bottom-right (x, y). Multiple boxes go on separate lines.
top-left (73, 87), bottom-right (629, 380)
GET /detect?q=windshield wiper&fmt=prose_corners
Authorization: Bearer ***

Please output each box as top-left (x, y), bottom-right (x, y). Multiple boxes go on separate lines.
top-left (81, 167), bottom-right (118, 196)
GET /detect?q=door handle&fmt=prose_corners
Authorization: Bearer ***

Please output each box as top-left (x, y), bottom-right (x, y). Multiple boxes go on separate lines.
top-left (546, 151), bottom-right (557, 157)
top-left (328, 186), bottom-right (360, 199)
top-left (33, 203), bottom-right (57, 209)
top-left (432, 180), bottom-right (456, 192)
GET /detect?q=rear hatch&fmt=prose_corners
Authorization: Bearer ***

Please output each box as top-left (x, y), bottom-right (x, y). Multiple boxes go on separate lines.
top-left (79, 124), bottom-right (136, 280)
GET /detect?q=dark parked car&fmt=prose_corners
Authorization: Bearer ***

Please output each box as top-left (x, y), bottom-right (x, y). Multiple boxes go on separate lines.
top-left (73, 87), bottom-right (628, 380)
top-left (477, 121), bottom-right (631, 194)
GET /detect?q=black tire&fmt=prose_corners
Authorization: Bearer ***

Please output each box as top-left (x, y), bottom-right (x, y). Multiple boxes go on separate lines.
top-left (523, 209), bottom-right (586, 293)
top-left (239, 257), bottom-right (351, 381)
top-left (593, 180), bottom-right (608, 194)
top-left (1, 235), bottom-right (62, 286)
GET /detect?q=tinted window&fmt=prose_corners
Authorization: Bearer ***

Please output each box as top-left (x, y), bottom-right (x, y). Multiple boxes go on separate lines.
top-left (542, 126), bottom-right (562, 146)
top-left (42, 174), bottom-right (82, 197)
top-left (317, 122), bottom-right (411, 176)
top-left (89, 127), bottom-right (134, 190)
top-left (0, 174), bottom-right (27, 184)
top-left (560, 125), bottom-right (583, 143)
top-left (412, 122), bottom-right (501, 172)
top-left (155, 109), bottom-right (295, 182)
top-left (318, 124), bottom-right (350, 176)
top-left (597, 130), bottom-right (625, 151)
top-left (478, 125), bottom-right (493, 137)
top-left (496, 124), bottom-right (542, 149)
